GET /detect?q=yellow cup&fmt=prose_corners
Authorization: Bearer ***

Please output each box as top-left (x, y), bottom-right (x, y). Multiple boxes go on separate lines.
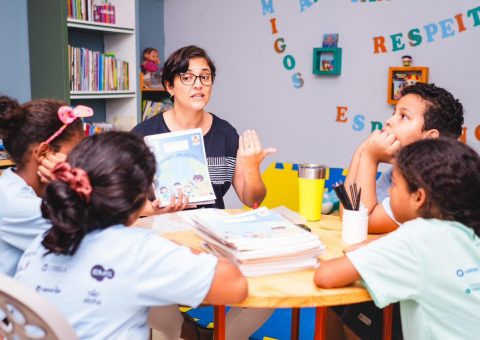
top-left (298, 164), bottom-right (327, 221)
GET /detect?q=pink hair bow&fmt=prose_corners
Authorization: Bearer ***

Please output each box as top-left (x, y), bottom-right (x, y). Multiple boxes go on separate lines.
top-left (51, 162), bottom-right (92, 203)
top-left (45, 105), bottom-right (93, 144)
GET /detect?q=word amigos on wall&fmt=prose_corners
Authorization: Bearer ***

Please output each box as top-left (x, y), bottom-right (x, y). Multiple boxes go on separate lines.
top-left (373, 6), bottom-right (480, 53)
top-left (261, 0), bottom-right (306, 89)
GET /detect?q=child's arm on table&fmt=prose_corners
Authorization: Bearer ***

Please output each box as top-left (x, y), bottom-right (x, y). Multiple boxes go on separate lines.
top-left (314, 256), bottom-right (360, 289)
top-left (204, 257), bottom-right (248, 304)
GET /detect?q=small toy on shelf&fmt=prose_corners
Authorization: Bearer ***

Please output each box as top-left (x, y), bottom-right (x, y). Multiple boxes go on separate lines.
top-left (141, 47), bottom-right (162, 87)
top-left (401, 55), bottom-right (412, 67)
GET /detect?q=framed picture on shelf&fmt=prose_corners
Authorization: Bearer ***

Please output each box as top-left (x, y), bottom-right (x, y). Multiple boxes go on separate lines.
top-left (387, 66), bottom-right (429, 105)
top-left (312, 47), bottom-right (342, 75)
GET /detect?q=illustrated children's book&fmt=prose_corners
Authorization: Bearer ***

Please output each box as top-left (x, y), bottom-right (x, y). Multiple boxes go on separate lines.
top-left (144, 128), bottom-right (216, 207)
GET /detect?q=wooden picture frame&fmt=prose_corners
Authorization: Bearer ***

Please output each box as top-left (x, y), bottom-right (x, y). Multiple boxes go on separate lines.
top-left (313, 47), bottom-right (342, 75)
top-left (387, 66), bottom-right (429, 105)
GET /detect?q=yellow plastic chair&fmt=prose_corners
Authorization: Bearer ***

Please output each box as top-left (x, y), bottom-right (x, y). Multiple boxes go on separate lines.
top-left (0, 273), bottom-right (77, 340)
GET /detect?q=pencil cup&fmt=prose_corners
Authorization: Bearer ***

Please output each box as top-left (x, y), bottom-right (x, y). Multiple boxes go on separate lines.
top-left (342, 209), bottom-right (368, 244)
top-left (298, 164), bottom-right (327, 221)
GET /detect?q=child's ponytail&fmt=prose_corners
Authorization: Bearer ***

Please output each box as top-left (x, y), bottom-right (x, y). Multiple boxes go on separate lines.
top-left (40, 131), bottom-right (156, 256)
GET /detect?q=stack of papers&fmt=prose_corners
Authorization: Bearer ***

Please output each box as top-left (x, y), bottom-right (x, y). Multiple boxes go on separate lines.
top-left (144, 128), bottom-right (216, 207)
top-left (191, 207), bottom-right (325, 276)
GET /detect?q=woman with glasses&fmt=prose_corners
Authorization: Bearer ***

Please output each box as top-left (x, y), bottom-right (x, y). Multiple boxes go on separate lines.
top-left (132, 45), bottom-right (275, 340)
top-left (132, 45), bottom-right (276, 211)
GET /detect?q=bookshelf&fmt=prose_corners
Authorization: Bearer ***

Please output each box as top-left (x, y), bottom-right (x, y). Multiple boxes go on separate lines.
top-left (139, 72), bottom-right (171, 121)
top-left (28, 0), bottom-right (138, 131)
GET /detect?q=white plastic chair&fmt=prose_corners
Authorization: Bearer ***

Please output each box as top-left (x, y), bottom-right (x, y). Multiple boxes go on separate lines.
top-left (0, 273), bottom-right (77, 340)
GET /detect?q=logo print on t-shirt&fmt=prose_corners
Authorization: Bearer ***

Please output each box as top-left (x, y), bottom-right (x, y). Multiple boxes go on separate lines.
top-left (90, 264), bottom-right (115, 281)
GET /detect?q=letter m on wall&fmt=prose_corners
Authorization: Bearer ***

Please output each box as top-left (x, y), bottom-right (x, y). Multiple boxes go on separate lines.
top-left (261, 0), bottom-right (275, 15)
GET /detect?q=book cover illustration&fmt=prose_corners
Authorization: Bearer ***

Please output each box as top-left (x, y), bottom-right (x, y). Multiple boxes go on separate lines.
top-left (144, 128), bottom-right (216, 207)
top-left (193, 207), bottom-right (321, 251)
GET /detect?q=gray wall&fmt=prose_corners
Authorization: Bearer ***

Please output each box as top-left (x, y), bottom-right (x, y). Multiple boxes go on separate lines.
top-left (0, 0), bottom-right (31, 102)
top-left (163, 0), bottom-right (480, 207)
top-left (138, 0), bottom-right (165, 63)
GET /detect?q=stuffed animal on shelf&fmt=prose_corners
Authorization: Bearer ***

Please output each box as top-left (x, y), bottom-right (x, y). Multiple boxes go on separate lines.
top-left (401, 55), bottom-right (412, 67)
top-left (141, 47), bottom-right (160, 75)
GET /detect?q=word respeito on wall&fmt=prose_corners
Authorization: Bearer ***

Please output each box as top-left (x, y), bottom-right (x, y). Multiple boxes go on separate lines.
top-left (261, 0), bottom-right (304, 88)
top-left (372, 6), bottom-right (480, 53)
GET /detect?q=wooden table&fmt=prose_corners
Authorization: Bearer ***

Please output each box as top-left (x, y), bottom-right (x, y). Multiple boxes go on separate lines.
top-left (136, 213), bottom-right (393, 340)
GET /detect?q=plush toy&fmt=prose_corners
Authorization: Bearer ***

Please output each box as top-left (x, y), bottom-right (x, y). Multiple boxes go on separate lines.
top-left (401, 55), bottom-right (412, 67)
top-left (141, 47), bottom-right (160, 74)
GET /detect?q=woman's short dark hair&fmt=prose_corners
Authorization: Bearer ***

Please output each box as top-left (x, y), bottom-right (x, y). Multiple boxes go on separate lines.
top-left (161, 45), bottom-right (216, 90)
top-left (0, 96), bottom-right (83, 168)
top-left (396, 138), bottom-right (480, 236)
top-left (41, 131), bottom-right (156, 255)
top-left (400, 83), bottom-right (464, 138)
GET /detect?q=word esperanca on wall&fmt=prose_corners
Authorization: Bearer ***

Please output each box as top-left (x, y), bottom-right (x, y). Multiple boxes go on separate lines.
top-left (372, 6), bottom-right (480, 54)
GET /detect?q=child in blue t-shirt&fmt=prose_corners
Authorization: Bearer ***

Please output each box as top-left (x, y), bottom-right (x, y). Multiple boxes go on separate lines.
top-left (315, 138), bottom-right (480, 339)
top-left (0, 96), bottom-right (86, 276)
top-left (15, 131), bottom-right (248, 340)
top-left (343, 82), bottom-right (464, 234)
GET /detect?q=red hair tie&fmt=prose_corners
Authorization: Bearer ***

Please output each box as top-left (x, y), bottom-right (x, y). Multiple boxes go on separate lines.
top-left (51, 162), bottom-right (92, 203)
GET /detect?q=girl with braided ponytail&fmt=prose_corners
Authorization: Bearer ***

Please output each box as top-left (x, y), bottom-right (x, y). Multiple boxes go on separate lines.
top-left (0, 95), bottom-right (86, 276)
top-left (14, 131), bottom-right (247, 340)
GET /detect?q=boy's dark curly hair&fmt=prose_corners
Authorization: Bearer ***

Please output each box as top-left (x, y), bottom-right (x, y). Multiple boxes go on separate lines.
top-left (401, 83), bottom-right (464, 138)
top-left (396, 138), bottom-right (480, 236)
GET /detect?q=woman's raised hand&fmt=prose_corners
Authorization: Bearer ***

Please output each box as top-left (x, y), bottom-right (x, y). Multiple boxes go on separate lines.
top-left (237, 130), bottom-right (276, 168)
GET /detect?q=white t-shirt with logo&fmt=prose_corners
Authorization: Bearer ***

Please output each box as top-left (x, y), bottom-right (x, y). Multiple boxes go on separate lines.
top-left (15, 225), bottom-right (218, 340)
top-left (347, 218), bottom-right (480, 340)
top-left (0, 168), bottom-right (51, 276)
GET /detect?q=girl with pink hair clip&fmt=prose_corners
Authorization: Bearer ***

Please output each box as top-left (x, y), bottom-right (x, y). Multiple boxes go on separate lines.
top-left (0, 95), bottom-right (90, 276)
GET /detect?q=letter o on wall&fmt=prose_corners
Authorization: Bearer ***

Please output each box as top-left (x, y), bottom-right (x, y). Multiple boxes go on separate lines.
top-left (283, 55), bottom-right (296, 70)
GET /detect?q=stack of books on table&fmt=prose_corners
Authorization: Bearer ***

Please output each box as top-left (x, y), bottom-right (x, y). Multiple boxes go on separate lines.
top-left (191, 207), bottom-right (325, 276)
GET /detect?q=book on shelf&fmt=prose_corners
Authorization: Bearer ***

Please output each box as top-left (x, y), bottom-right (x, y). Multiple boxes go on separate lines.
top-left (144, 128), bottom-right (216, 207)
top-left (83, 122), bottom-right (113, 136)
top-left (68, 45), bottom-right (129, 92)
top-left (142, 99), bottom-right (172, 121)
top-left (191, 207), bottom-right (325, 276)
top-left (68, 0), bottom-right (116, 24)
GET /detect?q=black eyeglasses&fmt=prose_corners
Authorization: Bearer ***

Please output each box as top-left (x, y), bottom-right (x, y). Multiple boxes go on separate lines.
top-left (178, 72), bottom-right (214, 86)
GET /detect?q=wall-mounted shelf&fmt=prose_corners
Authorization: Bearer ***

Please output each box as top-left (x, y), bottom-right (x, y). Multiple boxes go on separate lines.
top-left (313, 47), bottom-right (342, 76)
top-left (387, 66), bottom-right (429, 105)
top-left (67, 19), bottom-right (134, 33)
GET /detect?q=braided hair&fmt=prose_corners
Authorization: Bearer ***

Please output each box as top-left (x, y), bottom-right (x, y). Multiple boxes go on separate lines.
top-left (396, 138), bottom-right (480, 236)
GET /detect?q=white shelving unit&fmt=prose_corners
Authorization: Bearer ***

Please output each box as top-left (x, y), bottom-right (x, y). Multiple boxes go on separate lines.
top-left (67, 0), bottom-right (138, 130)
